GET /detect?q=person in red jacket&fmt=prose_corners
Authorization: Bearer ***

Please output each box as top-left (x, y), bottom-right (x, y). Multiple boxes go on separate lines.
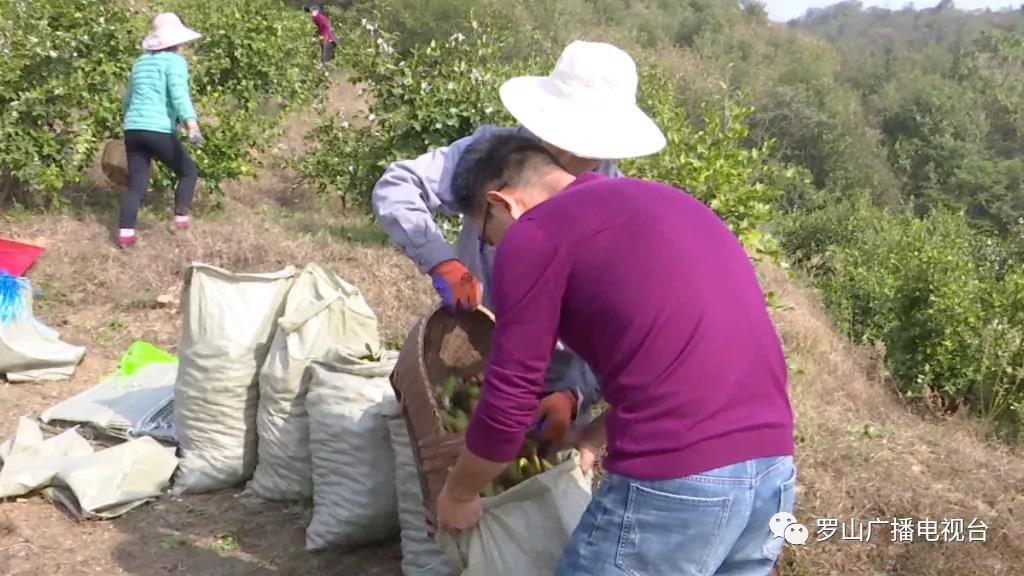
top-left (303, 3), bottom-right (336, 67)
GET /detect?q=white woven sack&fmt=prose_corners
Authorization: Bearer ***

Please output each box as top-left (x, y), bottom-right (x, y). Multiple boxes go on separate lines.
top-left (305, 348), bottom-right (399, 550)
top-left (0, 417), bottom-right (92, 498)
top-left (248, 262), bottom-right (381, 501)
top-left (437, 452), bottom-right (593, 576)
top-left (173, 263), bottom-right (297, 494)
top-left (389, 416), bottom-right (455, 576)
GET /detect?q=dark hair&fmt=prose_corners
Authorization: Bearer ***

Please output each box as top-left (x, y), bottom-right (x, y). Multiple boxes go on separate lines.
top-left (449, 133), bottom-right (561, 216)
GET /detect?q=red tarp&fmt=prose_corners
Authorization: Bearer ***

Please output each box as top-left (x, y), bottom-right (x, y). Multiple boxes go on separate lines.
top-left (0, 238), bottom-right (45, 276)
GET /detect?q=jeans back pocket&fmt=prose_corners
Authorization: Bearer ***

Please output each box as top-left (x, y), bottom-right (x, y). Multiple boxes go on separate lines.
top-left (615, 483), bottom-right (731, 576)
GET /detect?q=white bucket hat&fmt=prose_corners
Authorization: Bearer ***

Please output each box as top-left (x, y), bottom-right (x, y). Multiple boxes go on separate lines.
top-left (142, 13), bottom-right (202, 52)
top-left (499, 41), bottom-right (666, 160)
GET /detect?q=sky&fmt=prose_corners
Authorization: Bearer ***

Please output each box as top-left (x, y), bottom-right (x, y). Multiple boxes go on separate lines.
top-left (764, 0), bottom-right (1020, 22)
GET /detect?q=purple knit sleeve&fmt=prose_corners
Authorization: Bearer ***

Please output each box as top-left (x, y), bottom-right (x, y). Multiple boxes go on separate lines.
top-left (464, 220), bottom-right (569, 462)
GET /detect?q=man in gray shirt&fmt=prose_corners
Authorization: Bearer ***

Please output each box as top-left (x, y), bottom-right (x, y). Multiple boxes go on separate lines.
top-left (371, 40), bottom-right (665, 443)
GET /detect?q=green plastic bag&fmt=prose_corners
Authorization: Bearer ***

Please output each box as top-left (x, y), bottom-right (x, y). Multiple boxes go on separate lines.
top-left (110, 341), bottom-right (177, 384)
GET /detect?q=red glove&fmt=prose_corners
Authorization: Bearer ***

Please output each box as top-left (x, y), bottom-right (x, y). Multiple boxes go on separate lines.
top-left (430, 259), bottom-right (482, 311)
top-left (531, 391), bottom-right (578, 445)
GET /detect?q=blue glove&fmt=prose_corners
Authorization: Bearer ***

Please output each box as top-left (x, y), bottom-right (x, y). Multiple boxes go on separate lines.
top-left (431, 273), bottom-right (455, 309)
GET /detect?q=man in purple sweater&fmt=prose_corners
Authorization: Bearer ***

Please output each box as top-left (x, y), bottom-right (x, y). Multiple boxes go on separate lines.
top-left (435, 133), bottom-right (796, 575)
top-left (303, 3), bottom-right (336, 67)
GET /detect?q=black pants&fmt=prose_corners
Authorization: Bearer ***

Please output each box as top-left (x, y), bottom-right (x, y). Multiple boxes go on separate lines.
top-left (120, 129), bottom-right (198, 229)
top-left (321, 40), bottom-right (336, 64)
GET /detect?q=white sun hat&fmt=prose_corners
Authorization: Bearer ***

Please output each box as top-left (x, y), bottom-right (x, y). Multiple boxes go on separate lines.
top-left (141, 13), bottom-right (202, 52)
top-left (499, 40), bottom-right (667, 160)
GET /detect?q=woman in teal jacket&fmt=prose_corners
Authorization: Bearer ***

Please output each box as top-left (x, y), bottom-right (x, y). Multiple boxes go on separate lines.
top-left (119, 13), bottom-right (204, 248)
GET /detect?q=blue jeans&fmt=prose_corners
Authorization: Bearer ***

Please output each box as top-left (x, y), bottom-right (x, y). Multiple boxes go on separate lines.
top-left (556, 456), bottom-right (796, 576)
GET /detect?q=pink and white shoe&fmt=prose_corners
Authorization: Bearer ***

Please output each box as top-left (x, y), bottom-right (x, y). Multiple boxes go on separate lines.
top-left (173, 215), bottom-right (191, 231)
top-left (117, 232), bottom-right (136, 249)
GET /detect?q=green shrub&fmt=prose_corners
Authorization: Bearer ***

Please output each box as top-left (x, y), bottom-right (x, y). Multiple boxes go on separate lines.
top-left (776, 190), bottom-right (878, 275)
top-left (984, 268), bottom-right (1024, 434)
top-left (296, 14), bottom-right (536, 211)
top-left (783, 200), bottom-right (1024, 435)
top-left (0, 0), bottom-right (325, 204)
top-left (622, 70), bottom-right (793, 258)
top-left (0, 0), bottom-right (141, 203)
top-left (299, 13), bottom-right (791, 260)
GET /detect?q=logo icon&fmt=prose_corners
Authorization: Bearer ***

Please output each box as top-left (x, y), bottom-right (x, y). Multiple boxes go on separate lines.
top-left (769, 512), bottom-right (808, 546)
top-left (785, 522), bottom-right (809, 545)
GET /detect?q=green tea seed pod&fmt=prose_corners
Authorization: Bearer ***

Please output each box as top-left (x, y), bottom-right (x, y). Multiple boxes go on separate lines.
top-left (516, 457), bottom-right (533, 479)
top-left (442, 375), bottom-right (458, 398)
top-left (434, 386), bottom-right (450, 411)
top-left (442, 412), bottom-right (459, 432)
top-left (452, 410), bottom-right (469, 432)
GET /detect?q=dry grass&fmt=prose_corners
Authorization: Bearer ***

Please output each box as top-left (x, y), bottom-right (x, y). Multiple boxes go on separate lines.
top-left (3, 199), bottom-right (434, 350)
top-left (761, 262), bottom-right (1024, 576)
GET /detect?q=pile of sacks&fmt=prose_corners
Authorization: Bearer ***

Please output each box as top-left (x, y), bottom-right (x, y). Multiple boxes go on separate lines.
top-left (171, 262), bottom-right (593, 576)
top-left (170, 262), bottom-right (453, 574)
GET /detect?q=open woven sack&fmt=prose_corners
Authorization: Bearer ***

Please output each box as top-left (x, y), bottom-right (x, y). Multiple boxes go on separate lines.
top-left (100, 139), bottom-right (130, 190)
top-left (390, 304), bottom-right (494, 533)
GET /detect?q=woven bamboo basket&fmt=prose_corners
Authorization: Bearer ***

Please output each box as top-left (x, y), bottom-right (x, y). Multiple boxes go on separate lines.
top-left (100, 139), bottom-right (130, 190)
top-left (390, 304), bottom-right (494, 534)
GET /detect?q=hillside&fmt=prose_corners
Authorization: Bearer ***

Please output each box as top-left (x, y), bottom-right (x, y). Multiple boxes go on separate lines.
top-left (2, 0), bottom-right (1024, 574)
top-left (2, 74), bottom-right (1024, 576)
top-left (785, 1), bottom-right (1024, 230)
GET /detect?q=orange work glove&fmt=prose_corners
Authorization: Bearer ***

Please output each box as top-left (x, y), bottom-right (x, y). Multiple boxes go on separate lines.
top-left (529, 390), bottom-right (578, 446)
top-left (430, 259), bottom-right (482, 311)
